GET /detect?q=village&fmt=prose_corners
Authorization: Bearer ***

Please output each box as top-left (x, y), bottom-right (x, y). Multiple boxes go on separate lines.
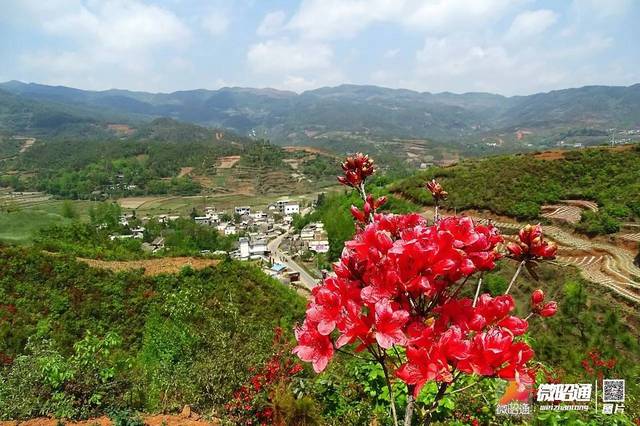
top-left (108, 196), bottom-right (328, 290)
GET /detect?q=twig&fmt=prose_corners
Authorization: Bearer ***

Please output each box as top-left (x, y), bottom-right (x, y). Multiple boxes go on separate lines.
top-left (472, 274), bottom-right (484, 307)
top-left (380, 358), bottom-right (399, 426)
top-left (335, 347), bottom-right (375, 361)
top-left (450, 381), bottom-right (479, 394)
top-left (505, 260), bottom-right (525, 294)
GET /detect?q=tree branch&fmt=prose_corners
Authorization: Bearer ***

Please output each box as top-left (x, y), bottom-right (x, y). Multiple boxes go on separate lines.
top-left (504, 260), bottom-right (525, 294)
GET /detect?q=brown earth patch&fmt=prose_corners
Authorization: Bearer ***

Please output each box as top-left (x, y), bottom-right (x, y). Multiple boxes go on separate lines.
top-left (106, 124), bottom-right (135, 135)
top-left (178, 166), bottom-right (194, 177)
top-left (117, 196), bottom-right (170, 209)
top-left (216, 156), bottom-right (241, 169)
top-left (283, 145), bottom-right (339, 158)
top-left (78, 257), bottom-right (220, 275)
top-left (0, 414), bottom-right (221, 426)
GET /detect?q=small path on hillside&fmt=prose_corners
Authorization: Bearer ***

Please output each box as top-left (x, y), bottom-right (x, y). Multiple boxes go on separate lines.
top-left (18, 137), bottom-right (36, 153)
top-left (78, 257), bottom-right (220, 275)
top-left (0, 412), bottom-right (221, 426)
top-left (418, 204), bottom-right (640, 304)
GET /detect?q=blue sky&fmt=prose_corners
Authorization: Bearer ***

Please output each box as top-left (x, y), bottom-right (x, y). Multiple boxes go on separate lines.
top-left (1, 0), bottom-right (639, 95)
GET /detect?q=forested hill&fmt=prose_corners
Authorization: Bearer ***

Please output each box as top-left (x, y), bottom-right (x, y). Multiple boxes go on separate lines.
top-left (0, 245), bottom-right (306, 418)
top-left (391, 145), bottom-right (640, 234)
top-left (0, 117), bottom-right (339, 199)
top-left (2, 81), bottom-right (639, 146)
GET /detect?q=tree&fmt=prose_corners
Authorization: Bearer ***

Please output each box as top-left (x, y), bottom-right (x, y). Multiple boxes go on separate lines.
top-left (61, 200), bottom-right (78, 219)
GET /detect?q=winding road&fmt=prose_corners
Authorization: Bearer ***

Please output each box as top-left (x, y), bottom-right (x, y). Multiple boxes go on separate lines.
top-left (267, 230), bottom-right (319, 291)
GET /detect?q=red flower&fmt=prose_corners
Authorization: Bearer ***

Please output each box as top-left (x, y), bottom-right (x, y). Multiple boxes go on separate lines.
top-left (531, 289), bottom-right (545, 305)
top-left (292, 319), bottom-right (334, 373)
top-left (337, 153), bottom-right (375, 187)
top-left (373, 298), bottom-right (409, 349)
top-left (397, 346), bottom-right (448, 397)
top-left (507, 224), bottom-right (557, 260)
top-left (539, 301), bottom-right (558, 317)
top-left (426, 179), bottom-right (448, 201)
top-left (306, 287), bottom-right (341, 335)
top-left (336, 301), bottom-right (371, 349)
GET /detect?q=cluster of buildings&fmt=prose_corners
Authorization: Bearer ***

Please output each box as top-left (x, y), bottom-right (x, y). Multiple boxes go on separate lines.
top-left (291, 221), bottom-right (329, 254)
top-left (107, 198), bottom-right (312, 262)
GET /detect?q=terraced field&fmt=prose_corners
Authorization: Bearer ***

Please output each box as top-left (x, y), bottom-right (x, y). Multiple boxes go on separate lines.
top-left (541, 199), bottom-right (599, 224)
top-left (0, 190), bottom-right (52, 209)
top-left (474, 216), bottom-right (640, 303)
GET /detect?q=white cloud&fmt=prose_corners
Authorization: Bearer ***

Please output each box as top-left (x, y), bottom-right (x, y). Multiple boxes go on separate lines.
top-left (506, 9), bottom-right (558, 40)
top-left (571, 0), bottom-right (632, 18)
top-left (41, 1), bottom-right (191, 52)
top-left (257, 10), bottom-right (287, 37)
top-left (286, 0), bottom-right (520, 40)
top-left (402, 0), bottom-right (519, 33)
top-left (201, 11), bottom-right (230, 36)
top-left (247, 39), bottom-right (333, 74)
top-left (287, 0), bottom-right (400, 40)
top-left (384, 49), bottom-right (400, 59)
top-left (14, 0), bottom-right (192, 91)
top-left (246, 38), bottom-right (343, 91)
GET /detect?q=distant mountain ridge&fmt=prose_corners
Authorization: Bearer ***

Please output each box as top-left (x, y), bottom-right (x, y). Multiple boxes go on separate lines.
top-left (1, 80), bottom-right (639, 143)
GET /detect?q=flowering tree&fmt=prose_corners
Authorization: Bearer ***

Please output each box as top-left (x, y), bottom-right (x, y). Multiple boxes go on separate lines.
top-left (293, 153), bottom-right (559, 425)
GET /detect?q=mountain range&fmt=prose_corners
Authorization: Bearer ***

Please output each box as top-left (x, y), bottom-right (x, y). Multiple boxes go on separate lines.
top-left (1, 80), bottom-right (640, 146)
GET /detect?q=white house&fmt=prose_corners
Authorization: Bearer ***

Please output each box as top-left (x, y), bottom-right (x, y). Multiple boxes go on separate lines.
top-left (194, 216), bottom-right (211, 225)
top-left (239, 237), bottom-right (250, 259)
top-left (284, 203), bottom-right (300, 215)
top-left (309, 240), bottom-right (330, 253)
top-left (224, 225), bottom-right (237, 236)
top-left (235, 206), bottom-right (251, 216)
top-left (131, 226), bottom-right (145, 239)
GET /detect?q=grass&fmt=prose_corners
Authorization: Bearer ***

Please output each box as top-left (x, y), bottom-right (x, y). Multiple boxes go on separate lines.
top-left (122, 193), bottom-right (322, 216)
top-left (0, 200), bottom-right (97, 244)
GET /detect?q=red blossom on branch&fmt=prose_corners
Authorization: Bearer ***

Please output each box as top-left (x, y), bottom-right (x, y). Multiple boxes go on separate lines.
top-left (337, 152), bottom-right (375, 188)
top-left (530, 288), bottom-right (558, 318)
top-left (294, 153), bottom-right (558, 425)
top-left (426, 179), bottom-right (448, 201)
top-left (506, 224), bottom-right (557, 261)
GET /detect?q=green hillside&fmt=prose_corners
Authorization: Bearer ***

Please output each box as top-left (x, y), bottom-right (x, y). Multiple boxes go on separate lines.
top-left (0, 118), bottom-right (338, 199)
top-left (0, 246), bottom-right (305, 418)
top-left (3, 81), bottom-right (640, 153)
top-left (391, 145), bottom-right (640, 233)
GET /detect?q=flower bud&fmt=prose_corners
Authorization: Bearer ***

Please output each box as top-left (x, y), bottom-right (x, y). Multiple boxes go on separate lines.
top-left (531, 289), bottom-right (545, 305)
top-left (539, 301), bottom-right (558, 317)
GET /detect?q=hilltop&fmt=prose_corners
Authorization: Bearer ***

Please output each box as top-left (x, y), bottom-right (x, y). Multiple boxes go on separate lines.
top-left (2, 81), bottom-right (639, 157)
top-left (0, 117), bottom-right (339, 200)
top-left (391, 144), bottom-right (640, 237)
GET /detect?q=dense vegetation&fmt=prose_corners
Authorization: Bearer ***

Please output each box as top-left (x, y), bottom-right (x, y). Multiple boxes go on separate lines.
top-left (392, 146), bottom-right (640, 233)
top-left (0, 245), bottom-right (306, 419)
top-left (32, 202), bottom-right (236, 260)
top-left (1, 235), bottom-right (638, 423)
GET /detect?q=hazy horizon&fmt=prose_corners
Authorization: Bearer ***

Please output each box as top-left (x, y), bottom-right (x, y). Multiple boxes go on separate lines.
top-left (4, 78), bottom-right (640, 98)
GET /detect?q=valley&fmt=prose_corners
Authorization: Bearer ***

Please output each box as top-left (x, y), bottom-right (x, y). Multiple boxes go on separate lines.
top-left (1, 82), bottom-right (640, 425)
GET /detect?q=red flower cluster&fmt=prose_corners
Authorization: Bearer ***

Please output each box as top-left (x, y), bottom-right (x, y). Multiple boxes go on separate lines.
top-left (581, 349), bottom-right (616, 380)
top-left (293, 212), bottom-right (539, 390)
top-left (295, 153), bottom-right (559, 413)
top-left (426, 179), bottom-right (448, 201)
top-left (506, 224), bottom-right (557, 260)
top-left (337, 153), bottom-right (375, 187)
top-left (397, 293), bottom-right (535, 396)
top-left (350, 194), bottom-right (387, 223)
top-left (530, 289), bottom-right (558, 317)
top-left (228, 328), bottom-right (304, 425)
